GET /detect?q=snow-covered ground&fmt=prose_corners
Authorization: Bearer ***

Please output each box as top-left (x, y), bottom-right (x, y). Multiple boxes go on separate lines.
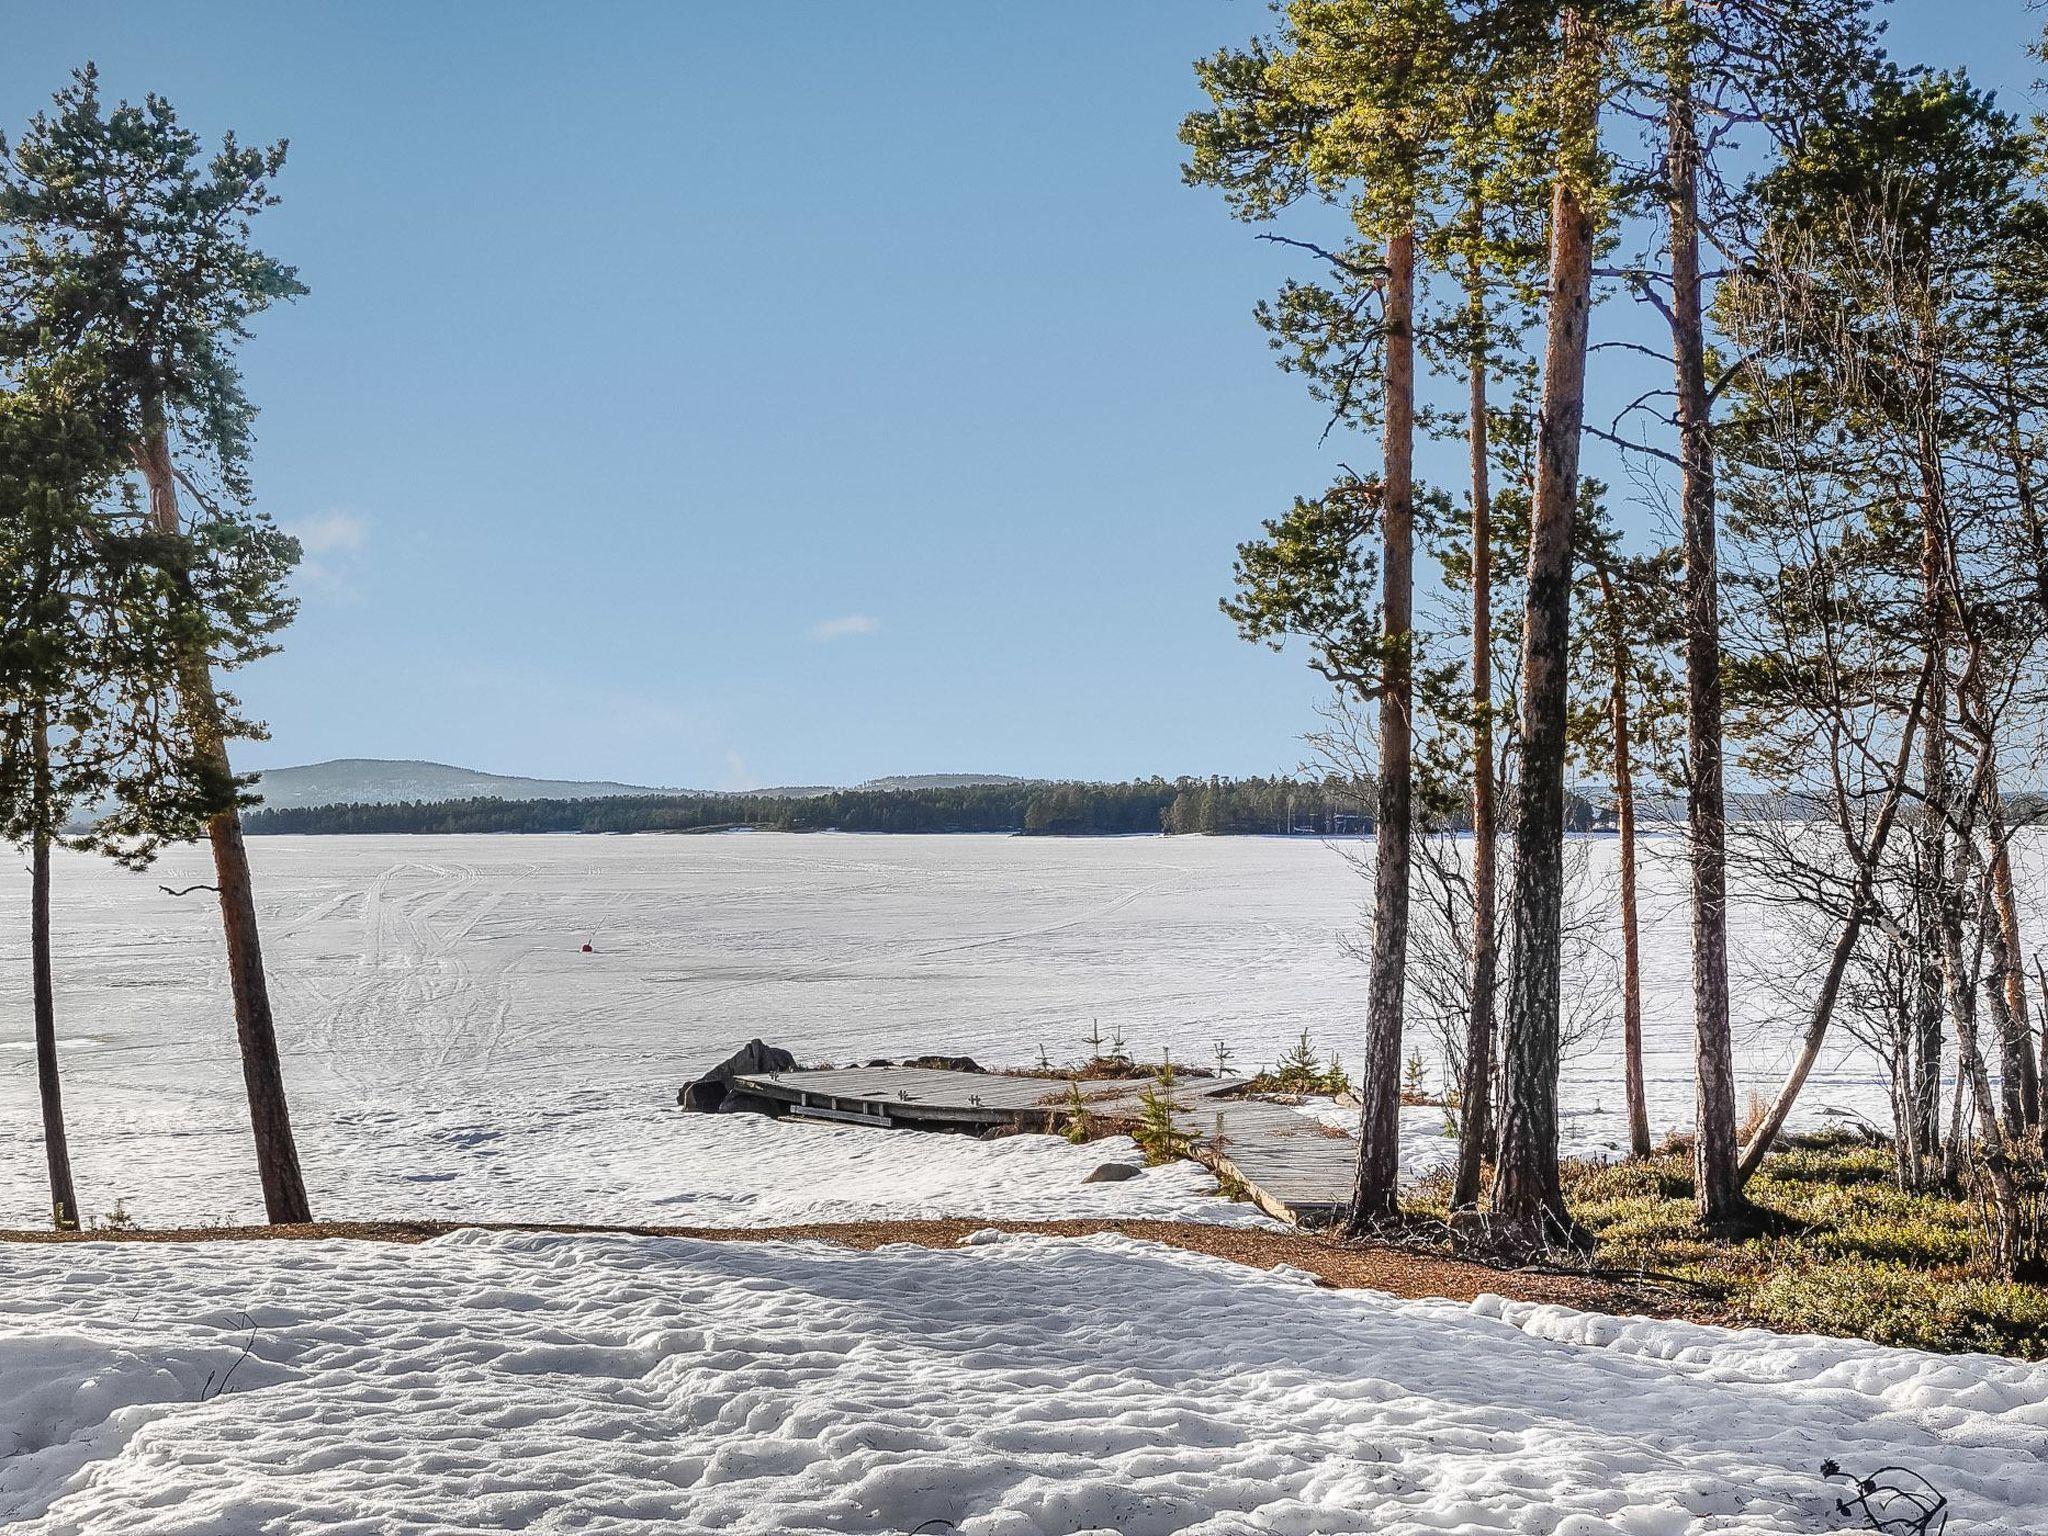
top-left (1287, 1101), bottom-right (1628, 1184)
top-left (4, 1226), bottom-right (2044, 1534)
top-left (5, 834), bottom-right (2042, 1533)
top-left (0, 832), bottom-right (1926, 1227)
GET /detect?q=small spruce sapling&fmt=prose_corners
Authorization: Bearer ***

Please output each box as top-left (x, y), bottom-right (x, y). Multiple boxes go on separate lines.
top-left (1135, 1053), bottom-right (1192, 1164)
top-left (1402, 1048), bottom-right (1429, 1105)
top-left (1062, 1081), bottom-right (1092, 1144)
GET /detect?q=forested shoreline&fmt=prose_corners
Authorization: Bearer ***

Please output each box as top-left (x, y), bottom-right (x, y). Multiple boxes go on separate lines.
top-left (239, 777), bottom-right (1609, 838)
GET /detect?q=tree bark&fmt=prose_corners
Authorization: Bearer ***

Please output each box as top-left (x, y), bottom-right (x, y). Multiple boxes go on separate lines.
top-left (1935, 832), bottom-right (2032, 1272)
top-left (2036, 954), bottom-right (2048, 1156)
top-left (31, 711), bottom-right (80, 1233)
top-left (1601, 576), bottom-right (1652, 1158)
top-left (1918, 426), bottom-right (1955, 1188)
top-left (134, 422), bottom-right (311, 1225)
top-left (1452, 287), bottom-right (1498, 1211)
top-left (1493, 17), bottom-right (1600, 1243)
top-left (1995, 369), bottom-right (2048, 1133)
top-left (1981, 775), bottom-right (2037, 1132)
top-left (1350, 226), bottom-right (1417, 1228)
top-left (1665, 8), bottom-right (1743, 1223)
top-left (1918, 918), bottom-right (1948, 1181)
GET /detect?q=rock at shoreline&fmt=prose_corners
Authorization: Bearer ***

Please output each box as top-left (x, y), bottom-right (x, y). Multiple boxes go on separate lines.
top-left (678, 1039), bottom-right (799, 1112)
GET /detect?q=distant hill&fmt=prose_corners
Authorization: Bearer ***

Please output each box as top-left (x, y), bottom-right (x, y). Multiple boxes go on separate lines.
top-left (248, 759), bottom-right (1026, 811)
top-left (250, 759), bottom-right (685, 811)
top-left (853, 773), bottom-right (1024, 791)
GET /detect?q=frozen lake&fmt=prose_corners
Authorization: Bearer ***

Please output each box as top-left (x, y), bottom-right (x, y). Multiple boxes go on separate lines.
top-left (0, 831), bottom-right (1901, 1227)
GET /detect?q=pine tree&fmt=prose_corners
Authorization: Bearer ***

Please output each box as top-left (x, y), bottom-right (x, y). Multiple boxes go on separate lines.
top-left (1, 373), bottom-right (291, 1229)
top-left (1422, 56), bottom-right (1546, 1213)
top-left (1486, 3), bottom-right (1619, 1248)
top-left (0, 386), bottom-right (114, 1232)
top-left (1717, 67), bottom-right (2048, 1224)
top-left (1188, 0), bottom-right (1498, 1226)
top-left (0, 67), bottom-right (312, 1223)
top-left (1596, 0), bottom-right (1885, 1221)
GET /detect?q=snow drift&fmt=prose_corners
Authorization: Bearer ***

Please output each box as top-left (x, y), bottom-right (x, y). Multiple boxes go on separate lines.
top-left (2, 1228), bottom-right (2042, 1534)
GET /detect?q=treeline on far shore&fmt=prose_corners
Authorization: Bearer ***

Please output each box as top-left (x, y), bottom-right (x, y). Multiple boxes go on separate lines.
top-left (240, 777), bottom-right (1609, 838)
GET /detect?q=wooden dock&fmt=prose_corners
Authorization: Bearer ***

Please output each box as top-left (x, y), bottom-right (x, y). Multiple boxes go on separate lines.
top-left (728, 1064), bottom-right (1357, 1225)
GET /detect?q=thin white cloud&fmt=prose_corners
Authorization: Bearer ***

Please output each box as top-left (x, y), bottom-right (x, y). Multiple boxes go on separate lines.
top-left (287, 510), bottom-right (370, 556)
top-left (812, 613), bottom-right (880, 642)
top-left (284, 510), bottom-right (372, 600)
top-left (720, 750), bottom-right (758, 791)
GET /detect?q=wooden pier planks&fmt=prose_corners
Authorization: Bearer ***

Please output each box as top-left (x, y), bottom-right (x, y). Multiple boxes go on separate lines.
top-left (728, 1064), bottom-right (1356, 1224)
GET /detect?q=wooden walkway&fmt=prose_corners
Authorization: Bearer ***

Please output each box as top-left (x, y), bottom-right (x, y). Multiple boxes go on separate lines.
top-left (729, 1065), bottom-right (1357, 1225)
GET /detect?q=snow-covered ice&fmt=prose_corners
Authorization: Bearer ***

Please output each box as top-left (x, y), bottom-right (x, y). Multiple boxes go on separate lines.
top-left (3, 1226), bottom-right (2044, 1533)
top-left (1286, 1101), bottom-right (1641, 1182)
top-left (0, 833), bottom-right (1912, 1228)
top-left (3, 828), bottom-right (2035, 1534)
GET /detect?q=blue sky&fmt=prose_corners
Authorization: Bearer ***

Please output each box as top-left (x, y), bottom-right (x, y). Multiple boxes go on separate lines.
top-left (3, 3), bottom-right (2037, 789)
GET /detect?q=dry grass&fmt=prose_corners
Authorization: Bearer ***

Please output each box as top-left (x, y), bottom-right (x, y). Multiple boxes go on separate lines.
top-left (1412, 1132), bottom-right (2048, 1358)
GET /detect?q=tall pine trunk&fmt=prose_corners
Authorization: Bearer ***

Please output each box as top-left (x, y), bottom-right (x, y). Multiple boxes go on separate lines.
top-left (31, 710), bottom-right (80, 1232)
top-left (1665, 10), bottom-right (1743, 1222)
top-left (1452, 287), bottom-right (1498, 1211)
top-left (1601, 575), bottom-right (1652, 1158)
top-left (1493, 14), bottom-right (1600, 1242)
top-left (136, 421), bottom-right (311, 1225)
top-left (1350, 226), bottom-right (1417, 1227)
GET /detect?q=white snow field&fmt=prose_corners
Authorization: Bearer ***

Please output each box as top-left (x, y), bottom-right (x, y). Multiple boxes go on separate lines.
top-left (3, 1227), bottom-right (2045, 1535)
top-left (0, 831), bottom-right (1919, 1228)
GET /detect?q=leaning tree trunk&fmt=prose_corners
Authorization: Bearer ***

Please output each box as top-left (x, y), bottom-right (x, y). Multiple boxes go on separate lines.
top-left (1493, 22), bottom-right (1599, 1243)
top-left (1452, 281), bottom-right (1499, 1211)
top-left (1952, 640), bottom-right (2041, 1140)
top-left (1350, 226), bottom-right (1418, 1229)
top-left (135, 423), bottom-right (311, 1225)
top-left (1737, 665), bottom-right (1930, 1182)
top-left (1937, 840), bottom-right (2033, 1275)
top-left (31, 711), bottom-right (80, 1233)
top-left (1665, 19), bottom-right (1742, 1223)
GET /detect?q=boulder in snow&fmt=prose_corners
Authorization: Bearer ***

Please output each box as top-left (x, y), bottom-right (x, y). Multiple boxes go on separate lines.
top-left (677, 1040), bottom-right (799, 1112)
top-left (1083, 1162), bottom-right (1143, 1184)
